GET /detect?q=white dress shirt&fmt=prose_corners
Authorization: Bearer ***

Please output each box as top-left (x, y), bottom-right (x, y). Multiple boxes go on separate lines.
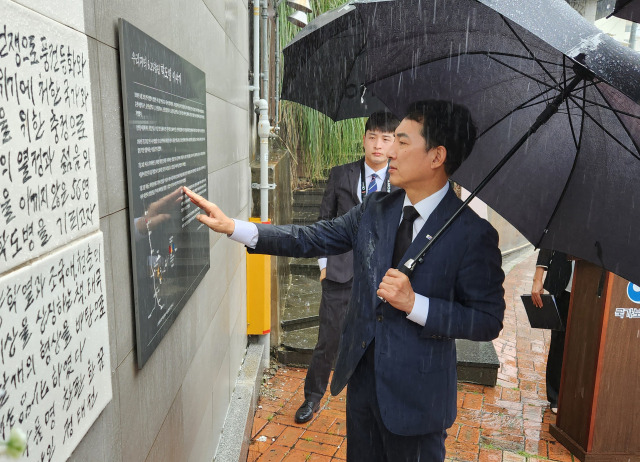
top-left (317, 163), bottom-right (388, 272)
top-left (229, 181), bottom-right (450, 327)
top-left (403, 182), bottom-right (449, 326)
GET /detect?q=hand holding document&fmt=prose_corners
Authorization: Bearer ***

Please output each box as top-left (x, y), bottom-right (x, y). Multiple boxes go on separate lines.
top-left (520, 294), bottom-right (565, 331)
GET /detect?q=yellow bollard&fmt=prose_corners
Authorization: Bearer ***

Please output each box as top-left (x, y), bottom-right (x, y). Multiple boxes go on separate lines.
top-left (246, 218), bottom-right (271, 334)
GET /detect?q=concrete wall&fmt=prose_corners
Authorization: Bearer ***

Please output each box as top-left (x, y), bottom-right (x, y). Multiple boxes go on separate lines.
top-left (6, 0), bottom-right (252, 460)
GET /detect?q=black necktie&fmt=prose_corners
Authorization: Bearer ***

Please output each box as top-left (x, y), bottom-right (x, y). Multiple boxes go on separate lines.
top-left (392, 206), bottom-right (420, 268)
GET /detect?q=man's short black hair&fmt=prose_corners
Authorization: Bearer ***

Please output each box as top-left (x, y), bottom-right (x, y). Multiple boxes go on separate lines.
top-left (404, 100), bottom-right (477, 176)
top-left (365, 111), bottom-right (400, 134)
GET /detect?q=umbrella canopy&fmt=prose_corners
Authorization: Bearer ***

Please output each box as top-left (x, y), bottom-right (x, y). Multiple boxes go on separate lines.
top-left (610, 0), bottom-right (640, 22)
top-left (281, 0), bottom-right (640, 285)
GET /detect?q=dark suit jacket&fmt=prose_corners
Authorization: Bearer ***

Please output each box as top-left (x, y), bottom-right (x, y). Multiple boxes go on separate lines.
top-left (536, 249), bottom-right (572, 296)
top-left (320, 158), bottom-right (396, 283)
top-left (251, 187), bottom-right (505, 435)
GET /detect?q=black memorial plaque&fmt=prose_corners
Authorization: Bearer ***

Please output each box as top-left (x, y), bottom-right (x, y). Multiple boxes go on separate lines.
top-left (118, 19), bottom-right (209, 367)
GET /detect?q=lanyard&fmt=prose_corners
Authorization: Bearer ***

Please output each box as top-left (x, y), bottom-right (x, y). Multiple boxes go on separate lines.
top-left (360, 159), bottom-right (391, 201)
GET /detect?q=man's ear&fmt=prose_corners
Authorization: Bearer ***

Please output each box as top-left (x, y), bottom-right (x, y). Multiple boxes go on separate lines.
top-left (432, 146), bottom-right (447, 169)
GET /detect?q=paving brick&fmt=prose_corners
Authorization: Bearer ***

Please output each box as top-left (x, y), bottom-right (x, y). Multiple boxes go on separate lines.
top-left (502, 451), bottom-right (526, 462)
top-left (334, 440), bottom-right (347, 460)
top-left (326, 418), bottom-right (347, 437)
top-left (259, 422), bottom-right (288, 439)
top-left (478, 448), bottom-right (502, 462)
top-left (294, 439), bottom-right (339, 457)
top-left (276, 426), bottom-right (306, 447)
top-left (463, 393), bottom-right (484, 411)
top-left (300, 431), bottom-right (343, 447)
top-left (257, 444), bottom-right (289, 462)
top-left (458, 425), bottom-right (481, 444)
top-left (307, 414), bottom-right (337, 434)
top-left (253, 417), bottom-right (269, 438)
top-left (247, 448), bottom-right (262, 462)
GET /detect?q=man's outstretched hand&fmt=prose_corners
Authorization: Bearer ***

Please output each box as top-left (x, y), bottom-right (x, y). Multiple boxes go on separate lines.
top-left (183, 187), bottom-right (235, 235)
top-left (377, 268), bottom-right (415, 314)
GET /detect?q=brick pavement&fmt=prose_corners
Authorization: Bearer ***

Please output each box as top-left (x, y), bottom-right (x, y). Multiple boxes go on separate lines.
top-left (248, 251), bottom-right (576, 461)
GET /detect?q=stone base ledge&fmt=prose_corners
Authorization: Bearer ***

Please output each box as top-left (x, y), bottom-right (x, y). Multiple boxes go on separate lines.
top-left (214, 342), bottom-right (264, 462)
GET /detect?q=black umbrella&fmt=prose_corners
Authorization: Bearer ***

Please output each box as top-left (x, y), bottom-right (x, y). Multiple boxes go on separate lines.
top-left (281, 4), bottom-right (391, 120)
top-left (281, 0), bottom-right (640, 285)
top-left (609, 0), bottom-right (640, 21)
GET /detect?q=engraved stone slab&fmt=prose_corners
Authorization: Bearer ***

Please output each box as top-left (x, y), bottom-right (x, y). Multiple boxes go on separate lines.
top-left (0, 232), bottom-right (112, 461)
top-left (0, 0), bottom-right (99, 274)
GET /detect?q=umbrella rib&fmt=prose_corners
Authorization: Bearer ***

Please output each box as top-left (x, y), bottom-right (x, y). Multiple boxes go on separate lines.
top-left (499, 16), bottom-right (559, 88)
top-left (534, 82), bottom-right (589, 248)
top-left (476, 86), bottom-right (556, 141)
top-left (566, 92), bottom-right (640, 121)
top-left (567, 95), bottom-right (640, 161)
top-left (485, 55), bottom-right (559, 92)
top-left (563, 56), bottom-right (580, 150)
top-left (593, 83), bottom-right (640, 157)
top-left (333, 43), bottom-right (368, 120)
top-left (366, 51), bottom-right (563, 88)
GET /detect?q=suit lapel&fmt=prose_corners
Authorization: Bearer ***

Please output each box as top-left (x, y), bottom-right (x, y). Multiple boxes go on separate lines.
top-left (399, 186), bottom-right (463, 268)
top-left (379, 191), bottom-right (406, 269)
top-left (348, 159), bottom-right (364, 204)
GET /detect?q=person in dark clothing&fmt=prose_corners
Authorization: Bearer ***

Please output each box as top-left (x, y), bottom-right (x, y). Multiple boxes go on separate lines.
top-left (295, 111), bottom-right (400, 424)
top-left (531, 249), bottom-right (573, 414)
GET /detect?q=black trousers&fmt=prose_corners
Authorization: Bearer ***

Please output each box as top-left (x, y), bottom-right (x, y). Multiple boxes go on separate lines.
top-left (304, 278), bottom-right (351, 403)
top-left (346, 343), bottom-right (447, 462)
top-left (546, 290), bottom-right (571, 406)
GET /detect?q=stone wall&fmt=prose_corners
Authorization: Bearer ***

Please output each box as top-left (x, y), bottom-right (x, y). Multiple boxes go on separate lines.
top-left (1, 1), bottom-right (252, 461)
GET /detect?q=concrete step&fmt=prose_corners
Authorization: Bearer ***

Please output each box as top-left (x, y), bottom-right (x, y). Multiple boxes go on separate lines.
top-left (455, 339), bottom-right (500, 386)
top-left (275, 326), bottom-right (317, 366)
top-left (289, 258), bottom-right (320, 278)
top-left (293, 203), bottom-right (321, 214)
top-left (281, 315), bottom-right (319, 332)
top-left (281, 274), bottom-right (322, 323)
top-left (293, 188), bottom-right (325, 205)
top-left (277, 329), bottom-right (499, 387)
top-left (293, 211), bottom-right (319, 226)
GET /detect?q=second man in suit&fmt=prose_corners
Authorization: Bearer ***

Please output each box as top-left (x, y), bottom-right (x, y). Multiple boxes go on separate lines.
top-left (295, 111), bottom-right (401, 424)
top-left (531, 249), bottom-right (573, 414)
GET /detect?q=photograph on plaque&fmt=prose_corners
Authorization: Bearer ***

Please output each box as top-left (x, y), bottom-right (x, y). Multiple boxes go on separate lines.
top-left (118, 19), bottom-right (210, 367)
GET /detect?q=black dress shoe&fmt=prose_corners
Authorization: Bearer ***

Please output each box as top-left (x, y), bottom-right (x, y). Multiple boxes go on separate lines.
top-left (295, 400), bottom-right (320, 423)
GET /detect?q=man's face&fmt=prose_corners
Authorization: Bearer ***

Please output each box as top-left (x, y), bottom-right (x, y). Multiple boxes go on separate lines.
top-left (387, 118), bottom-right (437, 192)
top-left (363, 129), bottom-right (395, 170)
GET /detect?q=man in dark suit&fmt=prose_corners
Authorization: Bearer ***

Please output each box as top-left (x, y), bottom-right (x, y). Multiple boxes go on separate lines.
top-left (184, 100), bottom-right (505, 461)
top-left (296, 111), bottom-right (401, 424)
top-left (531, 249), bottom-right (573, 414)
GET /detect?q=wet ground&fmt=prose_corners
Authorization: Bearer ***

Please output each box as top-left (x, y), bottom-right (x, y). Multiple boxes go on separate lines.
top-left (249, 247), bottom-right (576, 461)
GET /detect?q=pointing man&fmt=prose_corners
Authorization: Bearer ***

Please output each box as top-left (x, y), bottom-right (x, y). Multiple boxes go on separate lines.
top-left (185, 100), bottom-right (505, 461)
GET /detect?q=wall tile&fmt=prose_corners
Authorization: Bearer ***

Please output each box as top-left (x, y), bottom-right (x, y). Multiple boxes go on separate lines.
top-left (109, 210), bottom-right (135, 366)
top-left (144, 393), bottom-right (185, 462)
top-left (180, 321), bottom-right (216, 453)
top-left (97, 43), bottom-right (128, 215)
top-left (187, 398), bottom-right (214, 462)
top-left (203, 0), bottom-right (226, 29)
top-left (12, 0), bottom-right (91, 35)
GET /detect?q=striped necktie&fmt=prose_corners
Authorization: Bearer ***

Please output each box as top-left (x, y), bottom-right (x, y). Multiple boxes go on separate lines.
top-left (367, 173), bottom-right (378, 194)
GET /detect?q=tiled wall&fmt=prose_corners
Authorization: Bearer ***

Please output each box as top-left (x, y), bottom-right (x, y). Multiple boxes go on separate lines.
top-left (9, 0), bottom-right (252, 460)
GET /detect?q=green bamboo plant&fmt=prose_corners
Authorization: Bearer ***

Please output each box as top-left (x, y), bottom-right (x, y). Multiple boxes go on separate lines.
top-left (276, 0), bottom-right (365, 182)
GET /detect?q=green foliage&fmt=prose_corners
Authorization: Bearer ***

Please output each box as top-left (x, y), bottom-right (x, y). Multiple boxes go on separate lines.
top-left (277, 0), bottom-right (365, 181)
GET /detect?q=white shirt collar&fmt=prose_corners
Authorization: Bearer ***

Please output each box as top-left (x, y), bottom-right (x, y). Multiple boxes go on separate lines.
top-left (364, 162), bottom-right (387, 181)
top-left (402, 181), bottom-right (449, 223)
